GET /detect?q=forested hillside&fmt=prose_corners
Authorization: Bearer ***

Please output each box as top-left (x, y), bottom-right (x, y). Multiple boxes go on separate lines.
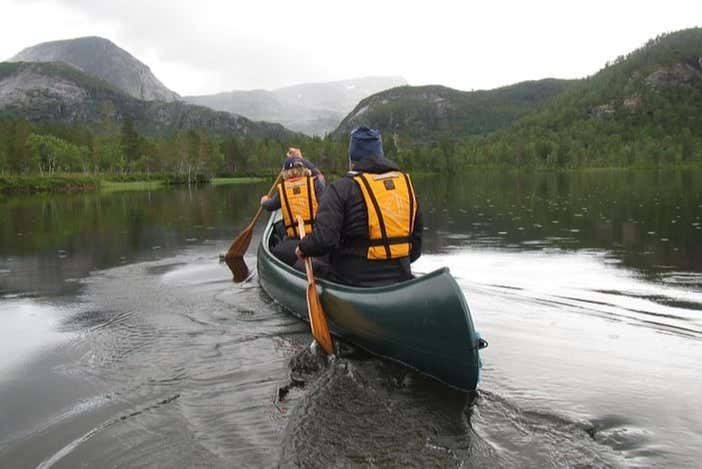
top-left (0, 114), bottom-right (307, 178)
top-left (0, 62), bottom-right (302, 179)
top-left (375, 28), bottom-right (702, 170)
top-left (476, 28), bottom-right (702, 167)
top-left (334, 79), bottom-right (575, 142)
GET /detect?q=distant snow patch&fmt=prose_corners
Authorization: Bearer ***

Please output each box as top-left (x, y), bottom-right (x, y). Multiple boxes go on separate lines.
top-left (351, 105), bottom-right (369, 119)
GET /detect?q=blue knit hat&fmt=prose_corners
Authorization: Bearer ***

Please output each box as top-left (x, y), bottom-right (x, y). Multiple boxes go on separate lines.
top-left (348, 126), bottom-right (383, 162)
top-left (283, 157), bottom-right (305, 170)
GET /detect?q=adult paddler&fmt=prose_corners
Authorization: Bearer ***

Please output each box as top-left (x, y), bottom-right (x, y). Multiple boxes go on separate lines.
top-left (295, 126), bottom-right (422, 286)
top-left (261, 156), bottom-right (325, 266)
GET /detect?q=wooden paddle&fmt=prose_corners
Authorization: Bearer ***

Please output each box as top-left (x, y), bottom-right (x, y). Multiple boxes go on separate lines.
top-left (297, 217), bottom-right (335, 355)
top-left (223, 172), bottom-right (283, 264)
top-left (223, 255), bottom-right (250, 282)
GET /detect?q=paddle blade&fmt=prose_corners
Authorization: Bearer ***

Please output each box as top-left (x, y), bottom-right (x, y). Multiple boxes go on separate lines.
top-left (224, 227), bottom-right (253, 261)
top-left (224, 256), bottom-right (250, 282)
top-left (223, 172), bottom-right (281, 265)
top-left (306, 282), bottom-right (335, 355)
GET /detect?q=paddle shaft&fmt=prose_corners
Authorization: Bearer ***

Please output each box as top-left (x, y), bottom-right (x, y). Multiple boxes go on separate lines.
top-left (297, 217), bottom-right (335, 355)
top-left (249, 172), bottom-right (283, 229)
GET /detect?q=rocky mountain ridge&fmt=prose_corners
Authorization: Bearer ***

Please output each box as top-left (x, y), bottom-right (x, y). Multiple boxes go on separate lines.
top-left (9, 37), bottom-right (406, 136)
top-left (184, 76), bottom-right (407, 136)
top-left (11, 36), bottom-right (180, 102)
top-left (0, 62), bottom-right (294, 139)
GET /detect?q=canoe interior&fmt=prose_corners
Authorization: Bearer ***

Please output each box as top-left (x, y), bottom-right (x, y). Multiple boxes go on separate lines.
top-left (256, 211), bottom-right (484, 392)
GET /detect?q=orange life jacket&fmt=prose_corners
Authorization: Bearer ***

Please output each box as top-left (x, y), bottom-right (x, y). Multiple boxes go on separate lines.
top-left (278, 176), bottom-right (319, 238)
top-left (352, 171), bottom-right (417, 260)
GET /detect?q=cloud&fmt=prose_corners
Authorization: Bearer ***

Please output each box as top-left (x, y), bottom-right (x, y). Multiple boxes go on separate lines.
top-left (26, 0), bottom-right (344, 93)
top-left (3, 0), bottom-right (702, 95)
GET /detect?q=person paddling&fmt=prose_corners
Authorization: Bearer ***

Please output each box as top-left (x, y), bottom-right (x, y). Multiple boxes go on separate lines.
top-left (261, 156), bottom-right (325, 266)
top-left (295, 126), bottom-right (422, 286)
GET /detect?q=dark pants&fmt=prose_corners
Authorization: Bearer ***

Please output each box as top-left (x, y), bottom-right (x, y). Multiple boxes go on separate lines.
top-left (271, 238), bottom-right (299, 267)
top-left (327, 256), bottom-right (413, 287)
top-left (293, 257), bottom-right (332, 280)
top-left (293, 255), bottom-right (411, 286)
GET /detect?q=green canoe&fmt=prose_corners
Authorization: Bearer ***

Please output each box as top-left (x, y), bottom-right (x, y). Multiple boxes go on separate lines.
top-left (257, 212), bottom-right (486, 392)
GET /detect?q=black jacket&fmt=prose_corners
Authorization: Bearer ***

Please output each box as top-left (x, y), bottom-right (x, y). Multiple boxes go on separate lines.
top-left (298, 155), bottom-right (422, 286)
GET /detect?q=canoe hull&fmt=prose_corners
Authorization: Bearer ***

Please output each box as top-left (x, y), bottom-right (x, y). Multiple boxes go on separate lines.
top-left (257, 213), bottom-right (483, 391)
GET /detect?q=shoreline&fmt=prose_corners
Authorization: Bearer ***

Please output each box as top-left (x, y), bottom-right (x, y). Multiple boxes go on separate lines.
top-left (2, 165), bottom-right (701, 195)
top-left (0, 174), bottom-right (268, 195)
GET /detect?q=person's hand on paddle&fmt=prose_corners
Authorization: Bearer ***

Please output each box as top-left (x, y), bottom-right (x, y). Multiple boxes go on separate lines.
top-left (295, 245), bottom-right (306, 260)
top-left (260, 195), bottom-right (271, 205)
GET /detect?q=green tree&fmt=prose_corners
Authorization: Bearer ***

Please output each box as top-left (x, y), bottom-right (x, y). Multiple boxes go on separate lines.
top-left (120, 118), bottom-right (140, 170)
top-left (26, 134), bottom-right (88, 174)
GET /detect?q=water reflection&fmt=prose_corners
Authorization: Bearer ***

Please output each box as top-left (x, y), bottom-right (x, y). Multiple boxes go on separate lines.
top-left (1, 170), bottom-right (702, 467)
top-left (0, 300), bottom-right (70, 378)
top-left (417, 248), bottom-right (702, 338)
top-left (418, 168), bottom-right (702, 279)
top-left (0, 183), bottom-right (269, 296)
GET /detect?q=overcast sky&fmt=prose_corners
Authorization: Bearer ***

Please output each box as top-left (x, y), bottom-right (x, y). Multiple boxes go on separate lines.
top-left (1, 0), bottom-right (700, 96)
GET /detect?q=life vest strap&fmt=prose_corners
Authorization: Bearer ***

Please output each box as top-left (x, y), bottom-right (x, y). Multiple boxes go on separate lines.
top-left (403, 172), bottom-right (415, 236)
top-left (284, 220), bottom-right (314, 230)
top-left (345, 236), bottom-right (412, 249)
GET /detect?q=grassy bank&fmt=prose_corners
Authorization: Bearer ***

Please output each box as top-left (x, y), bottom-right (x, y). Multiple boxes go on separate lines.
top-left (211, 177), bottom-right (265, 185)
top-left (101, 180), bottom-right (164, 192)
top-left (0, 174), bottom-right (271, 195)
top-left (0, 175), bottom-right (101, 195)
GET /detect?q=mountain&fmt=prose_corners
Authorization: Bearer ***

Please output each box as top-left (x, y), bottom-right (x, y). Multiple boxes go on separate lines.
top-left (184, 76), bottom-right (407, 136)
top-left (456, 27), bottom-right (702, 166)
top-left (274, 76), bottom-right (408, 113)
top-left (333, 79), bottom-right (576, 142)
top-left (11, 36), bottom-right (180, 102)
top-left (0, 61), bottom-right (295, 139)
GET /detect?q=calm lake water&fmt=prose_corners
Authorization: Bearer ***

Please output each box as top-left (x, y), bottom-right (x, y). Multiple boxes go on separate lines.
top-left (1, 169), bottom-right (701, 467)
